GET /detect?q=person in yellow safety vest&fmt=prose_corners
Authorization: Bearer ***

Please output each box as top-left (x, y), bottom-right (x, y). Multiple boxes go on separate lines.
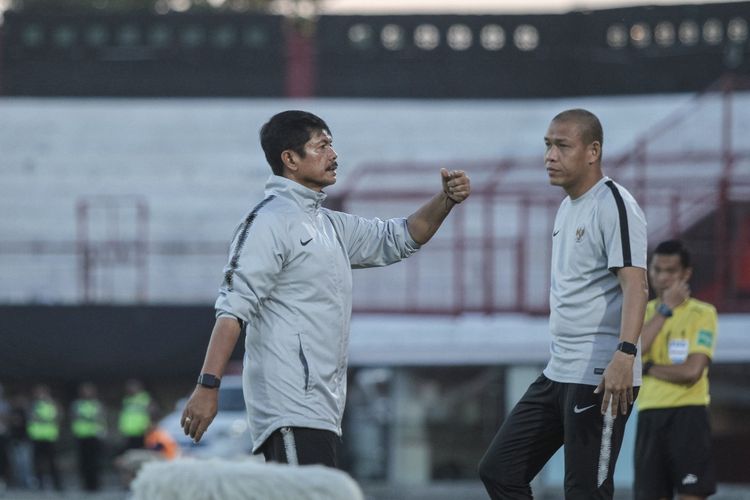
top-left (0, 383), bottom-right (10, 490)
top-left (27, 384), bottom-right (62, 491)
top-left (118, 379), bottom-right (152, 450)
top-left (71, 382), bottom-right (106, 492)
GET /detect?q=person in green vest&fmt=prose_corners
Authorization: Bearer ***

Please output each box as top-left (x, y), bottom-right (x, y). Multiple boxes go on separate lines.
top-left (0, 383), bottom-right (10, 491)
top-left (27, 384), bottom-right (62, 491)
top-left (118, 379), bottom-right (152, 450)
top-left (71, 382), bottom-right (106, 492)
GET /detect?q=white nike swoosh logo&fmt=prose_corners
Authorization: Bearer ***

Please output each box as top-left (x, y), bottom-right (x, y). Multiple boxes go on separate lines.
top-left (573, 404), bottom-right (596, 414)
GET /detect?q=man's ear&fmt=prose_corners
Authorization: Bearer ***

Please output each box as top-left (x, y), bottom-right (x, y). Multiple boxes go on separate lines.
top-left (281, 150), bottom-right (297, 172)
top-left (588, 141), bottom-right (601, 165)
top-left (683, 267), bottom-right (694, 282)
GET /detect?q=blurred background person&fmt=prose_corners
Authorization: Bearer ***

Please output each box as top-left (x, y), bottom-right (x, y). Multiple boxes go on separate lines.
top-left (635, 240), bottom-right (719, 500)
top-left (7, 395), bottom-right (34, 489)
top-left (115, 407), bottom-right (179, 488)
top-left (347, 369), bottom-right (392, 480)
top-left (0, 383), bottom-right (9, 492)
top-left (27, 384), bottom-right (62, 491)
top-left (70, 381), bottom-right (107, 492)
top-left (119, 379), bottom-right (152, 451)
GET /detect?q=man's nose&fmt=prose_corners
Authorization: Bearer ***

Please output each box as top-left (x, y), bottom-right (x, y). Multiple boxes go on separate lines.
top-left (545, 147), bottom-right (557, 162)
top-left (655, 274), bottom-right (671, 285)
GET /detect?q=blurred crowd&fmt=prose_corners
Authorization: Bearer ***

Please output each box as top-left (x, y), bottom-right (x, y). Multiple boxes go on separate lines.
top-left (0, 379), bottom-right (179, 493)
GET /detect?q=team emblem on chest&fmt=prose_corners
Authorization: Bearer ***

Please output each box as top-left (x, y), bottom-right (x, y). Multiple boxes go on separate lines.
top-left (575, 226), bottom-right (585, 242)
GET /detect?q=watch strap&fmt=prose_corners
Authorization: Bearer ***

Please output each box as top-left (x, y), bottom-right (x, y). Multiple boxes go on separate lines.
top-left (197, 373), bottom-right (221, 389)
top-left (642, 361), bottom-right (654, 376)
top-left (657, 303), bottom-right (673, 318)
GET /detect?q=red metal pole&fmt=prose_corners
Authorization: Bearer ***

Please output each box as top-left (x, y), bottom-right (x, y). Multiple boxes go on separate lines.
top-left (482, 191), bottom-right (495, 314)
top-left (636, 139), bottom-right (647, 204)
top-left (713, 76), bottom-right (735, 309)
top-left (0, 20), bottom-right (4, 95)
top-left (284, 21), bottom-right (316, 98)
top-left (453, 204), bottom-right (465, 315)
top-left (670, 192), bottom-right (680, 238)
top-left (76, 200), bottom-right (90, 303)
top-left (516, 197), bottom-right (529, 311)
top-left (721, 76), bottom-right (734, 181)
top-left (137, 201), bottom-right (148, 302)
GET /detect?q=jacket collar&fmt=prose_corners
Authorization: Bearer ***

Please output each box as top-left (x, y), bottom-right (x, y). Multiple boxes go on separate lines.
top-left (265, 175), bottom-right (327, 213)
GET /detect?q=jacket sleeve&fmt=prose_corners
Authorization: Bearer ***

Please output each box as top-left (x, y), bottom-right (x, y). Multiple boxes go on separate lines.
top-left (214, 212), bottom-right (286, 324)
top-left (325, 210), bottom-right (421, 269)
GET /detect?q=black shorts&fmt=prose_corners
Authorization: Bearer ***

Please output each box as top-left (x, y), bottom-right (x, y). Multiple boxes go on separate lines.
top-left (634, 406), bottom-right (716, 499)
top-left (259, 426), bottom-right (339, 468)
top-left (479, 374), bottom-right (637, 500)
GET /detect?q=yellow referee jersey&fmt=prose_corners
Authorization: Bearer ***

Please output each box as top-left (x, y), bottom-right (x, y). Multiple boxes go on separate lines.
top-left (638, 298), bottom-right (718, 411)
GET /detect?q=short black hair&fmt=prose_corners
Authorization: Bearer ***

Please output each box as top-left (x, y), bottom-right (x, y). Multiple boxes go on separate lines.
top-left (259, 110), bottom-right (331, 176)
top-left (653, 239), bottom-right (691, 268)
top-left (551, 108), bottom-right (604, 150)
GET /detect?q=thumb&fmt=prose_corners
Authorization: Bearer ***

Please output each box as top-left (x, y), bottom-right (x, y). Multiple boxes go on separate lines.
top-left (593, 381), bottom-right (603, 394)
top-left (440, 168), bottom-right (451, 180)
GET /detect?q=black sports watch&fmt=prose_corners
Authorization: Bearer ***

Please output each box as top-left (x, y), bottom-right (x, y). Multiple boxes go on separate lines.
top-left (657, 303), bottom-right (673, 318)
top-left (642, 361), bottom-right (654, 376)
top-left (616, 341), bottom-right (638, 356)
top-left (197, 373), bottom-right (221, 389)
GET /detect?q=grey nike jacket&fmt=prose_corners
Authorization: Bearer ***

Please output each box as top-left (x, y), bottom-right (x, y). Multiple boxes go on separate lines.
top-left (215, 175), bottom-right (421, 452)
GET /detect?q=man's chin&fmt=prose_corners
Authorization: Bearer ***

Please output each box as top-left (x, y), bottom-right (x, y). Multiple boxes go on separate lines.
top-left (316, 177), bottom-right (336, 190)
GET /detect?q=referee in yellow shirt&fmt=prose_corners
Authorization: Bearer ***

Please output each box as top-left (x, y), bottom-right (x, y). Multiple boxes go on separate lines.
top-left (635, 240), bottom-right (718, 500)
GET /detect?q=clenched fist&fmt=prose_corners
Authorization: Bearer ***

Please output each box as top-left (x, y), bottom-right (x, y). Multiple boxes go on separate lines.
top-left (441, 168), bottom-right (471, 204)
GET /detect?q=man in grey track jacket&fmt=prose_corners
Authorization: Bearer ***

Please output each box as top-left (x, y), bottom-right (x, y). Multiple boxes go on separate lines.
top-left (181, 110), bottom-right (471, 467)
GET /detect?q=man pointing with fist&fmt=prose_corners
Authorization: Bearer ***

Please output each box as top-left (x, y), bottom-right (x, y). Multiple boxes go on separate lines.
top-left (181, 110), bottom-right (470, 468)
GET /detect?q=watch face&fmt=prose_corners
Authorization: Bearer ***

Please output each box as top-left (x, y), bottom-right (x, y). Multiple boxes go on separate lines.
top-left (199, 374), bottom-right (220, 388)
top-left (618, 343), bottom-right (637, 355)
top-left (657, 303), bottom-right (673, 317)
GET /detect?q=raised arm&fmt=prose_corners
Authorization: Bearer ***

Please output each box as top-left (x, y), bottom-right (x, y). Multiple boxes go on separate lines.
top-left (406, 168), bottom-right (470, 244)
top-left (641, 278), bottom-right (690, 353)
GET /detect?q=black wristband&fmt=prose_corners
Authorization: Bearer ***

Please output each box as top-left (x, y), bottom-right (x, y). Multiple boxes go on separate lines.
top-left (616, 341), bottom-right (638, 356)
top-left (197, 373), bottom-right (221, 389)
top-left (657, 303), bottom-right (673, 318)
top-left (642, 361), bottom-right (654, 376)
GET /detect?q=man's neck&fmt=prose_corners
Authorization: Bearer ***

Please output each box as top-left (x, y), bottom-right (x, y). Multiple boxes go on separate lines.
top-left (566, 174), bottom-right (603, 200)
